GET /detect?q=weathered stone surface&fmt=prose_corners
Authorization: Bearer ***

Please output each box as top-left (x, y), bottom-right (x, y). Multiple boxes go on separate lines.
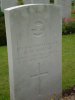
top-left (1, 0), bottom-right (18, 12)
top-left (24, 0), bottom-right (50, 4)
top-left (54, 0), bottom-right (71, 18)
top-left (5, 4), bottom-right (62, 100)
top-left (1, 0), bottom-right (50, 12)
top-left (54, 0), bottom-right (62, 5)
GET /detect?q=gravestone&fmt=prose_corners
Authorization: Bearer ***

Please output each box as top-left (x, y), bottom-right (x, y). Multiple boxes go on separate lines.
top-left (62, 0), bottom-right (71, 18)
top-left (1, 0), bottom-right (18, 12)
top-left (54, 0), bottom-right (61, 5)
top-left (5, 4), bottom-right (62, 100)
top-left (1, 0), bottom-right (50, 12)
top-left (55, 0), bottom-right (71, 18)
top-left (24, 0), bottom-right (50, 4)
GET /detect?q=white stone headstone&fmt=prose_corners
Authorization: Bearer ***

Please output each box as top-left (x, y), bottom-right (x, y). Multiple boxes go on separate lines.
top-left (5, 4), bottom-right (62, 100)
top-left (55, 0), bottom-right (71, 18)
top-left (1, 0), bottom-right (50, 12)
top-left (1, 0), bottom-right (18, 12)
top-left (54, 0), bottom-right (62, 5)
top-left (24, 0), bottom-right (50, 4)
top-left (62, 0), bottom-right (71, 18)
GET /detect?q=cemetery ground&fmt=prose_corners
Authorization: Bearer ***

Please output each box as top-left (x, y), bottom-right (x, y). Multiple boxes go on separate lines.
top-left (0, 34), bottom-right (75, 99)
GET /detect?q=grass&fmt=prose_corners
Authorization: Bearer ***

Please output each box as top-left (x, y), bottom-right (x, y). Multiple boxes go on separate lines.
top-left (0, 34), bottom-right (75, 99)
top-left (62, 34), bottom-right (75, 89)
top-left (62, 8), bottom-right (75, 90)
top-left (0, 47), bottom-right (10, 100)
top-left (71, 13), bottom-right (75, 18)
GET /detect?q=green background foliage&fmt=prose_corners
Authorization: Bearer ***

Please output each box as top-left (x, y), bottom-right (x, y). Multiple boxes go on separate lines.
top-left (17, 0), bottom-right (24, 5)
top-left (50, 0), bottom-right (54, 3)
top-left (63, 22), bottom-right (75, 35)
top-left (0, 9), bottom-right (6, 46)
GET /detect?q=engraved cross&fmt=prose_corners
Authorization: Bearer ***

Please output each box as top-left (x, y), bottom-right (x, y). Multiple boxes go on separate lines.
top-left (31, 63), bottom-right (48, 95)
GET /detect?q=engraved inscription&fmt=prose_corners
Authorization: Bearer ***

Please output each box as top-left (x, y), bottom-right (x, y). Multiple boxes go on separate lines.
top-left (32, 21), bottom-right (44, 36)
top-left (31, 63), bottom-right (48, 95)
top-left (16, 42), bottom-right (51, 61)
